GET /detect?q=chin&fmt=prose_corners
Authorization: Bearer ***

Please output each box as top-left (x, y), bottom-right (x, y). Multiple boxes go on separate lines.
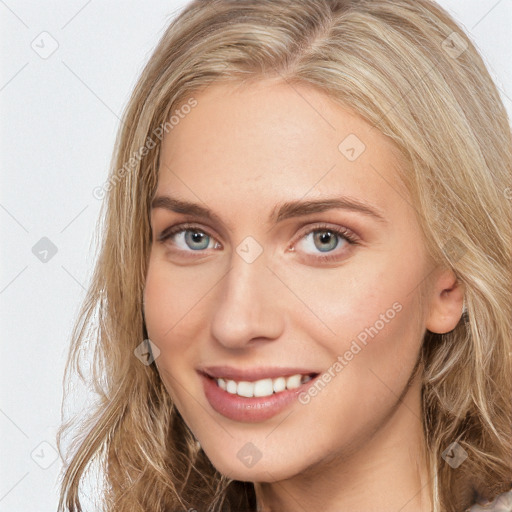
top-left (202, 445), bottom-right (306, 483)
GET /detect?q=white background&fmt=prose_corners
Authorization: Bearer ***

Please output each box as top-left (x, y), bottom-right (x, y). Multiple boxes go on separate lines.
top-left (1, 1), bottom-right (511, 510)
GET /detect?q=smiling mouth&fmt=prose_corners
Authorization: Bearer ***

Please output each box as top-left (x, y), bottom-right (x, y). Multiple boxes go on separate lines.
top-left (208, 372), bottom-right (319, 398)
top-left (199, 370), bottom-right (322, 422)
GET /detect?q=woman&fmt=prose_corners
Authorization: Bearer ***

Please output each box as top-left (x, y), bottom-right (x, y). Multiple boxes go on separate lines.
top-left (57, 0), bottom-right (512, 511)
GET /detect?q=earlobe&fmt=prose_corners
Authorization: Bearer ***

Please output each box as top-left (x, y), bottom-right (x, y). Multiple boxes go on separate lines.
top-left (425, 268), bottom-right (466, 334)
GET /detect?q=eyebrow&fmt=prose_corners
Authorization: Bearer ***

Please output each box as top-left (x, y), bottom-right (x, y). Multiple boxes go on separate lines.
top-left (151, 195), bottom-right (388, 226)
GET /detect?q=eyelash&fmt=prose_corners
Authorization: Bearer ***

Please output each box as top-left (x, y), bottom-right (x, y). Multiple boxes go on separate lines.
top-left (156, 222), bottom-right (360, 263)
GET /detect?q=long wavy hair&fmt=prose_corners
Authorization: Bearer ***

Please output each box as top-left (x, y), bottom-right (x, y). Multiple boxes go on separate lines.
top-left (57, 0), bottom-right (512, 510)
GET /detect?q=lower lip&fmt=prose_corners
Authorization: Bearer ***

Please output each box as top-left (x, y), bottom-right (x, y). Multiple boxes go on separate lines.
top-left (200, 373), bottom-right (319, 423)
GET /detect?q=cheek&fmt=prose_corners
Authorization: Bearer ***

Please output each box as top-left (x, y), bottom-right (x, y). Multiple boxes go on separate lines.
top-left (143, 258), bottom-right (199, 394)
top-left (279, 262), bottom-right (417, 341)
top-left (143, 256), bottom-right (225, 407)
top-left (278, 247), bottom-right (426, 380)
top-left (143, 266), bottom-right (174, 343)
top-left (143, 259), bottom-right (197, 406)
top-left (321, 276), bottom-right (424, 401)
top-left (291, 292), bottom-right (423, 454)
top-left (143, 255), bottom-right (217, 342)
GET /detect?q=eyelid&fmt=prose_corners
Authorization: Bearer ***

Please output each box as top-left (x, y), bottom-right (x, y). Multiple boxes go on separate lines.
top-left (157, 221), bottom-right (360, 259)
top-left (156, 222), bottom-right (223, 247)
top-left (289, 222), bottom-right (360, 249)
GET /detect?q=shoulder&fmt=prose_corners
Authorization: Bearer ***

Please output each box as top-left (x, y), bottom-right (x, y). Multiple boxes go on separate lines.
top-left (465, 488), bottom-right (512, 511)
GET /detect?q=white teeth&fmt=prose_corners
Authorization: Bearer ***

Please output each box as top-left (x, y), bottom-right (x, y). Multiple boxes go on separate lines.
top-left (273, 376), bottom-right (286, 393)
top-left (286, 374), bottom-right (302, 389)
top-left (226, 380), bottom-right (237, 394)
top-left (215, 373), bottom-right (315, 398)
top-left (254, 378), bottom-right (274, 397)
top-left (237, 381), bottom-right (254, 398)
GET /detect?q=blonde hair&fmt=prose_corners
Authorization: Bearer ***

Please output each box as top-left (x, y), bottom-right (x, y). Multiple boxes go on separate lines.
top-left (57, 0), bottom-right (512, 510)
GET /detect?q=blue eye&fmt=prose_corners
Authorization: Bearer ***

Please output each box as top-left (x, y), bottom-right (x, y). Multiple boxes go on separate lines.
top-left (294, 226), bottom-right (355, 261)
top-left (183, 230), bottom-right (211, 250)
top-left (157, 222), bottom-right (359, 263)
top-left (158, 226), bottom-right (220, 252)
top-left (311, 230), bottom-right (341, 252)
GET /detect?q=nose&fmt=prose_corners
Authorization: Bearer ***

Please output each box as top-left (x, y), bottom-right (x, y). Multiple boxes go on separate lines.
top-left (210, 247), bottom-right (285, 350)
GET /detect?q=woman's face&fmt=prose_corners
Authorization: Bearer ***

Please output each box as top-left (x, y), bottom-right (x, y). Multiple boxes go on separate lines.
top-left (143, 78), bottom-right (455, 483)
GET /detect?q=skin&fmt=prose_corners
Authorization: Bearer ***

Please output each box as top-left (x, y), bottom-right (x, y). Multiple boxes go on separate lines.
top-left (143, 77), bottom-right (465, 512)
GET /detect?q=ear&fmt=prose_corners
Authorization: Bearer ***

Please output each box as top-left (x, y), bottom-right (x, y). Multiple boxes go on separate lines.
top-left (425, 268), bottom-right (465, 334)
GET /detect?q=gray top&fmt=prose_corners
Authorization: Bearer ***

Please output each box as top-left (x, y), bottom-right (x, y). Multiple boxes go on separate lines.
top-left (466, 488), bottom-right (512, 511)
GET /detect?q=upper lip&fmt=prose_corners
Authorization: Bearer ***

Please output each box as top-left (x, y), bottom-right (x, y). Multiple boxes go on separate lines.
top-left (198, 365), bottom-right (320, 381)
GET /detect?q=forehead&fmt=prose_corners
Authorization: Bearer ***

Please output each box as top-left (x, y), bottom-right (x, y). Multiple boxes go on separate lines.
top-left (157, 78), bottom-right (408, 220)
